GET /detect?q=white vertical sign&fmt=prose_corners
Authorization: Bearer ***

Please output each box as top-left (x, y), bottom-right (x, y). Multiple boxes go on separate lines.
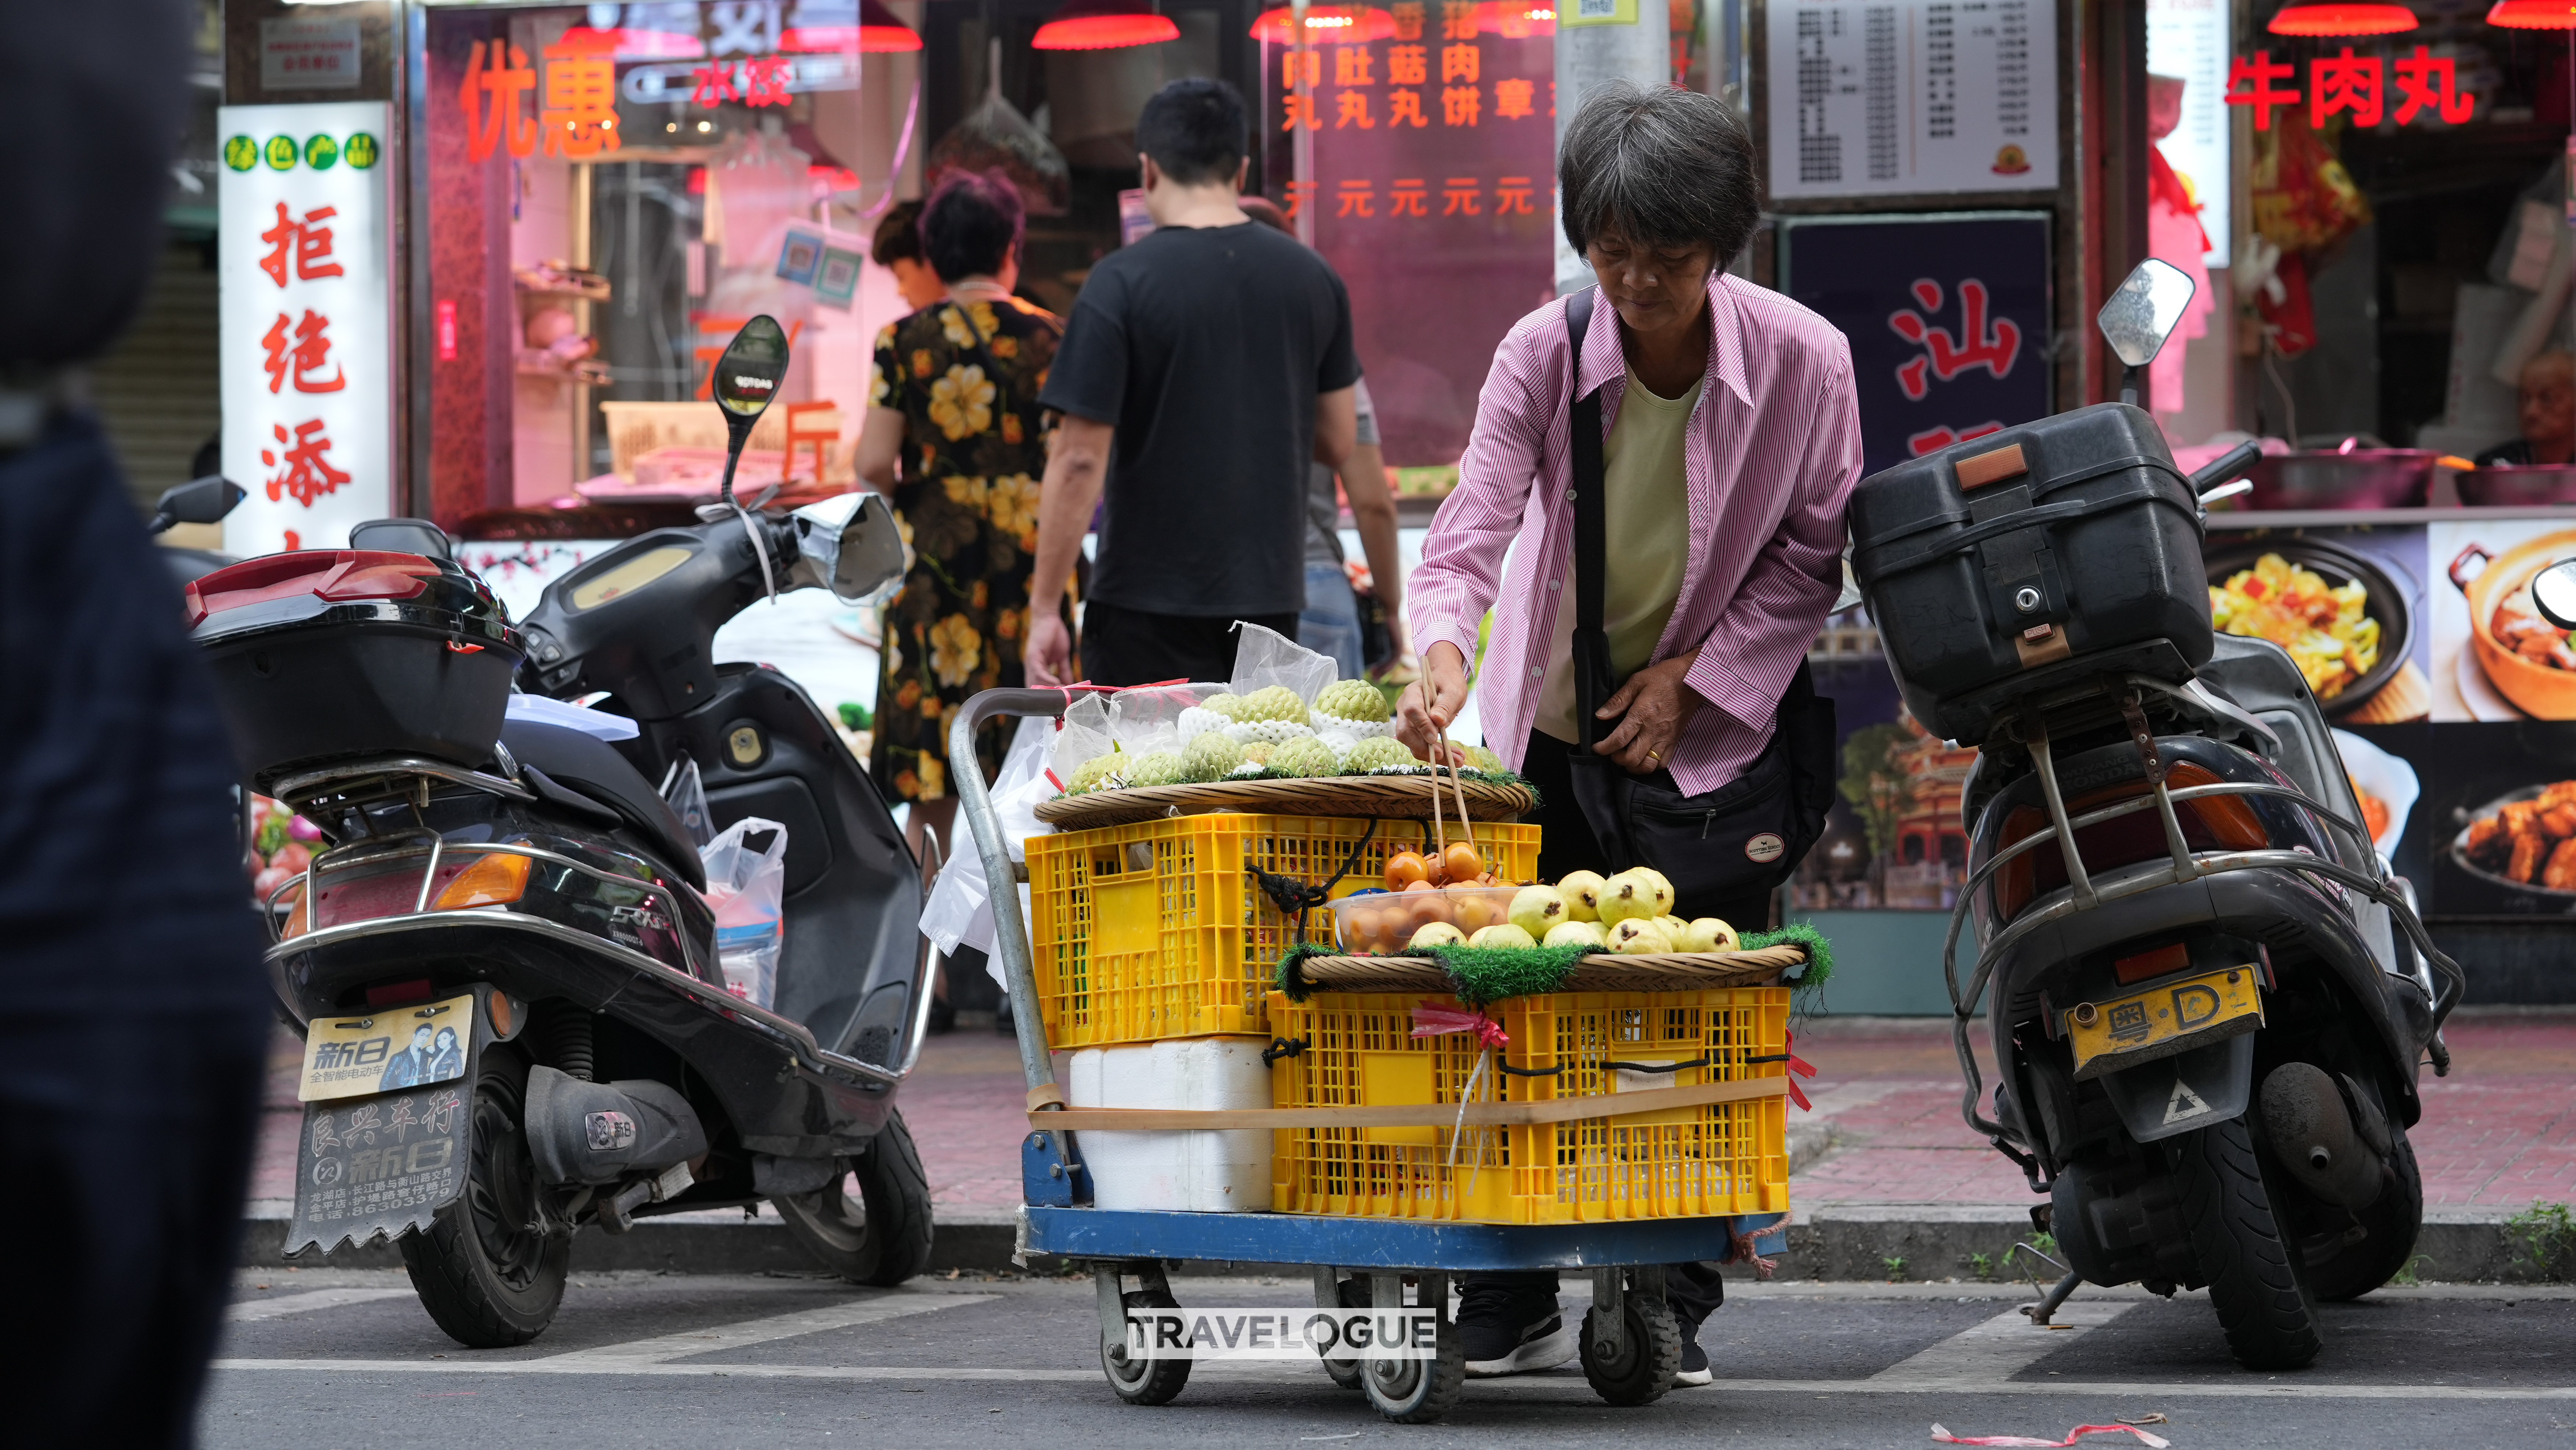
top-left (2146, 0), bottom-right (2232, 268)
top-left (219, 101), bottom-right (396, 555)
top-left (1765, 0), bottom-right (2059, 200)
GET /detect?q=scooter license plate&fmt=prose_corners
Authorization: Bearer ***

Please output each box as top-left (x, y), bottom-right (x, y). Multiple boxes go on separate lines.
top-left (2065, 967), bottom-right (2263, 1081)
top-left (299, 993), bottom-right (476, 1102)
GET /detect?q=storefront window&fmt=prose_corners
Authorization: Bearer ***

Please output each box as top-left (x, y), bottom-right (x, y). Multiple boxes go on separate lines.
top-left (420, 3), bottom-right (877, 535)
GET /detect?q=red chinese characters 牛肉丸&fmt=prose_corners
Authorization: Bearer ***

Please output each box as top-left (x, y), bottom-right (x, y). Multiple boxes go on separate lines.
top-left (2225, 45), bottom-right (2473, 131)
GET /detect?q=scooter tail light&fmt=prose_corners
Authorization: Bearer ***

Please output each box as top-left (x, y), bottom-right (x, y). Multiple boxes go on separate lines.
top-left (1991, 763), bottom-right (2272, 921)
top-left (432, 853), bottom-right (532, 910)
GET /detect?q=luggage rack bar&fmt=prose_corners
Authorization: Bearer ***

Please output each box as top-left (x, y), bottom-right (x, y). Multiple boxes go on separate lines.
top-left (1940, 769), bottom-right (2465, 1146)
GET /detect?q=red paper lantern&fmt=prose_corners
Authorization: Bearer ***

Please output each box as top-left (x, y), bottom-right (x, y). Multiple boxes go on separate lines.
top-left (1034, 0), bottom-right (1182, 49)
top-left (2486, 0), bottom-right (2576, 27)
top-left (2266, 2), bottom-right (2419, 34)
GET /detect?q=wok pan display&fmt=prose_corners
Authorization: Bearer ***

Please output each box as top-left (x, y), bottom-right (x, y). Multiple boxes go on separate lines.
top-left (2239, 450), bottom-right (2437, 511)
top-left (2203, 536), bottom-right (2413, 718)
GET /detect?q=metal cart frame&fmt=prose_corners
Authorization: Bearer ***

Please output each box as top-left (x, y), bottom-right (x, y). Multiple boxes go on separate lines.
top-left (947, 689), bottom-right (1784, 1421)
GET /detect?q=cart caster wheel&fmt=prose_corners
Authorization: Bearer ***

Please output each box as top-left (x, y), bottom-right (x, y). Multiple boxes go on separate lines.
top-left (1579, 1296), bottom-right (1681, 1406)
top-left (1363, 1307), bottom-right (1465, 1424)
top-left (1319, 1276), bottom-right (1370, 1393)
top-left (1101, 1288), bottom-right (1191, 1406)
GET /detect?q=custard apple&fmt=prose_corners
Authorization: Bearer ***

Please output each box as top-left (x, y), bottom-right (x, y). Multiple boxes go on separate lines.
top-left (1465, 744), bottom-right (1506, 775)
top-left (1239, 740), bottom-right (1276, 767)
top-left (1237, 685), bottom-right (1310, 725)
top-left (1314, 679), bottom-right (1392, 724)
top-left (1125, 750), bottom-right (1186, 788)
top-left (1197, 692), bottom-right (1246, 721)
top-left (1182, 731), bottom-right (1246, 782)
top-left (1342, 736), bottom-right (1417, 773)
top-left (1066, 752), bottom-right (1125, 794)
top-left (1267, 736), bottom-right (1338, 777)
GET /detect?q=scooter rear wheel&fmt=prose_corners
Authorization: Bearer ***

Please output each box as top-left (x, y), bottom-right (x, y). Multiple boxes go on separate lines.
top-left (401, 1044), bottom-right (572, 1347)
top-left (2179, 1115), bottom-right (2322, 1370)
top-left (769, 1108), bottom-right (934, 1286)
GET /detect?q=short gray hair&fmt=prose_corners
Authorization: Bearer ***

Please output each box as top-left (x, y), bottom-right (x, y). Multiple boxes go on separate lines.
top-left (1558, 82), bottom-right (1759, 269)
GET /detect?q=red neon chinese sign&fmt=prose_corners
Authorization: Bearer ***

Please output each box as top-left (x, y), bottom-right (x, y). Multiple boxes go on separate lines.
top-left (2226, 45), bottom-right (2472, 130)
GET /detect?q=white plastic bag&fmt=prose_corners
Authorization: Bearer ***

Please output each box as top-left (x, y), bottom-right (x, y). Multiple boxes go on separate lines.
top-left (702, 817), bottom-right (788, 1009)
top-left (922, 716), bottom-right (1053, 960)
top-left (1112, 682), bottom-right (1229, 752)
top-left (660, 755), bottom-right (715, 848)
top-left (1228, 620), bottom-right (1337, 707)
top-left (1048, 691), bottom-right (1115, 791)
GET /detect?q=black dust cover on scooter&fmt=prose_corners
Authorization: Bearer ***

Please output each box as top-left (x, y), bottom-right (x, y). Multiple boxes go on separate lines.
top-left (284, 989), bottom-right (493, 1258)
top-left (1849, 403), bottom-right (2211, 743)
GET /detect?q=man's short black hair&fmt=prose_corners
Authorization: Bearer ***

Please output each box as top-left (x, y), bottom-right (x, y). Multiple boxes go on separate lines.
top-left (1135, 78), bottom-right (1248, 187)
top-left (920, 169), bottom-right (1024, 283)
top-left (869, 200), bottom-right (924, 268)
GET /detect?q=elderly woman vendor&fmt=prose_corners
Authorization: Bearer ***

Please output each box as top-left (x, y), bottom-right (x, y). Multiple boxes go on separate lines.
top-left (1395, 82), bottom-right (1862, 1388)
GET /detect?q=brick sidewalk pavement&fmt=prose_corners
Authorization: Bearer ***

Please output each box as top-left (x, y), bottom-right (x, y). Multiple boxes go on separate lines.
top-left (1786, 1008), bottom-right (2576, 1217)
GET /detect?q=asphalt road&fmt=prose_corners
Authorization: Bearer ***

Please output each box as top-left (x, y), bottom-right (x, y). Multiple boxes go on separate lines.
top-left (204, 1269), bottom-right (2576, 1449)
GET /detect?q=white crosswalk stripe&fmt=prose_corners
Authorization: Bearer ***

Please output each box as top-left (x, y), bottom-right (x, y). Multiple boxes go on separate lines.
top-left (226, 1288), bottom-right (417, 1322)
top-left (1869, 1301), bottom-right (2133, 1384)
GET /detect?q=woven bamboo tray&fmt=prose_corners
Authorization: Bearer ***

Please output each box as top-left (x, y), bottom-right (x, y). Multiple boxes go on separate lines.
top-left (1291, 943), bottom-right (1805, 995)
top-left (1033, 772), bottom-right (1536, 831)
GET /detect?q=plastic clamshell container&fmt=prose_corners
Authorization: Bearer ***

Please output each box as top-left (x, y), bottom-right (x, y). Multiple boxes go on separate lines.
top-left (1265, 987), bottom-right (1791, 1224)
top-left (1328, 885), bottom-right (1523, 953)
top-left (1850, 403), bottom-right (2210, 743)
top-left (1024, 815), bottom-right (1541, 1047)
top-left (1065, 1036), bottom-right (1272, 1212)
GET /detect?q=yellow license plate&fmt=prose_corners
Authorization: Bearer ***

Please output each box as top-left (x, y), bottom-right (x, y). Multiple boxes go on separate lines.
top-left (2066, 967), bottom-right (2262, 1081)
top-left (299, 993), bottom-right (475, 1102)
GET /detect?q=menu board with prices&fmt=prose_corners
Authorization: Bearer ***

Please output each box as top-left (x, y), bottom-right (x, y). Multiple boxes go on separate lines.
top-left (1765, 0), bottom-right (2058, 200)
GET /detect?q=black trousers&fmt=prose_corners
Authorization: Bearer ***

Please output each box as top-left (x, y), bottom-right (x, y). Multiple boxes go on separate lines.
top-left (0, 414), bottom-right (268, 1444)
top-left (1461, 730), bottom-right (1775, 1330)
top-left (1079, 601), bottom-right (1303, 688)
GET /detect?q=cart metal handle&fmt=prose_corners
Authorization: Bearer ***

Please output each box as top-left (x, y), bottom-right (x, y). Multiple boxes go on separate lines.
top-left (948, 688), bottom-right (1078, 1105)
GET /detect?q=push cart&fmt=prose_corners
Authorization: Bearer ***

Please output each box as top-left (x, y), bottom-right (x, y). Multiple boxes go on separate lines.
top-left (946, 690), bottom-right (1791, 1423)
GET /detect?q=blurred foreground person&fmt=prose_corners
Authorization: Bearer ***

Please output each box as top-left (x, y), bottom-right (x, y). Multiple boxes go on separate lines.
top-left (0, 3), bottom-right (269, 1442)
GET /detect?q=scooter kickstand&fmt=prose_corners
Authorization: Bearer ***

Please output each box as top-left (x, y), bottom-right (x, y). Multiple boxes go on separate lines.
top-left (2020, 1269), bottom-right (2083, 1327)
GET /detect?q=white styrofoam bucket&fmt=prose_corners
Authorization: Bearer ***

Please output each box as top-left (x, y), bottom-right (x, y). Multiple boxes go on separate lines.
top-left (1066, 1036), bottom-right (1271, 1212)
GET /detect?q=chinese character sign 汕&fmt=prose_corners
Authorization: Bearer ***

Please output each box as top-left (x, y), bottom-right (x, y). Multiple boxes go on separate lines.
top-left (1779, 213), bottom-right (2052, 475)
top-left (219, 102), bottom-right (394, 553)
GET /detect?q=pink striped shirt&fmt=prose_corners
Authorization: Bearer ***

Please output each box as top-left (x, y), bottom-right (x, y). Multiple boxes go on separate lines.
top-left (1407, 275), bottom-right (1863, 796)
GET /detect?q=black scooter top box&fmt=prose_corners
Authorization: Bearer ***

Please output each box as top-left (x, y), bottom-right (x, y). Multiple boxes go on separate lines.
top-left (1849, 403), bottom-right (2211, 744)
top-left (187, 550), bottom-right (525, 791)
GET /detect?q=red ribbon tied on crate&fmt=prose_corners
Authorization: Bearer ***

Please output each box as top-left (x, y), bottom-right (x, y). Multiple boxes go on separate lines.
top-left (1771, 1029), bottom-right (1818, 1111)
top-left (1409, 1002), bottom-right (1508, 1050)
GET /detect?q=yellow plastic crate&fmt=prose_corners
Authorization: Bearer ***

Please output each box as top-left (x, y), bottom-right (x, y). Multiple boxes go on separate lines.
top-left (1264, 988), bottom-right (1791, 1224)
top-left (1025, 814), bottom-right (1540, 1048)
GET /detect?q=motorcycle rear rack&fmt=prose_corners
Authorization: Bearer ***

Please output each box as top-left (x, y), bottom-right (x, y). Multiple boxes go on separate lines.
top-left (1940, 688), bottom-right (2466, 1154)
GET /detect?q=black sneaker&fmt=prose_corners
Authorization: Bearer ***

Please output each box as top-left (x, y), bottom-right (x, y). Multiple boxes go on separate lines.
top-left (1674, 1329), bottom-right (1712, 1387)
top-left (1456, 1282), bottom-right (1575, 1377)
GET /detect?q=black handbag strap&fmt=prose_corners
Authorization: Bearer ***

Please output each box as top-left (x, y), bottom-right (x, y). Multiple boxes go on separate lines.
top-left (1566, 290), bottom-right (1614, 753)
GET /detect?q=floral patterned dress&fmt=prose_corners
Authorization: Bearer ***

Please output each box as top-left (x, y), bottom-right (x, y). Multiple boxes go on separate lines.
top-left (867, 295), bottom-right (1062, 802)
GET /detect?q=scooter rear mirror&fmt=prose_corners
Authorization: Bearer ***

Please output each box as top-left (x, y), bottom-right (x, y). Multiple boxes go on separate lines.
top-left (152, 474), bottom-right (245, 535)
top-left (2098, 259), bottom-right (2197, 407)
top-left (2533, 559), bottom-right (2576, 632)
top-left (787, 492), bottom-right (907, 604)
top-left (711, 315), bottom-right (789, 510)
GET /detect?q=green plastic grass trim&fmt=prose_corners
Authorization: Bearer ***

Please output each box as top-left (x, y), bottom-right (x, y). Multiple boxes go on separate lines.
top-left (1275, 923), bottom-right (1833, 1006)
top-left (1740, 922), bottom-right (1833, 988)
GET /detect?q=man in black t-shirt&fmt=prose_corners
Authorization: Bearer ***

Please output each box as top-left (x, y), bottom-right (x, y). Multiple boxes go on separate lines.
top-left (1027, 78), bottom-right (1362, 687)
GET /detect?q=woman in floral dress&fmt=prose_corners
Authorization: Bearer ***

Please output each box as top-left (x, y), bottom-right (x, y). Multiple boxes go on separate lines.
top-left (856, 169), bottom-right (1062, 856)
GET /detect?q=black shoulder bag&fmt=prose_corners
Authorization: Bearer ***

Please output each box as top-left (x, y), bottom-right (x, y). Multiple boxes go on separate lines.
top-left (1561, 289), bottom-right (1839, 916)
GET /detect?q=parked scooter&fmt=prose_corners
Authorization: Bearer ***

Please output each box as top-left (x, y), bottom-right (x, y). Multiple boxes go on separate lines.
top-left (1851, 261), bottom-right (2465, 1370)
top-left (189, 318), bottom-right (935, 1347)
